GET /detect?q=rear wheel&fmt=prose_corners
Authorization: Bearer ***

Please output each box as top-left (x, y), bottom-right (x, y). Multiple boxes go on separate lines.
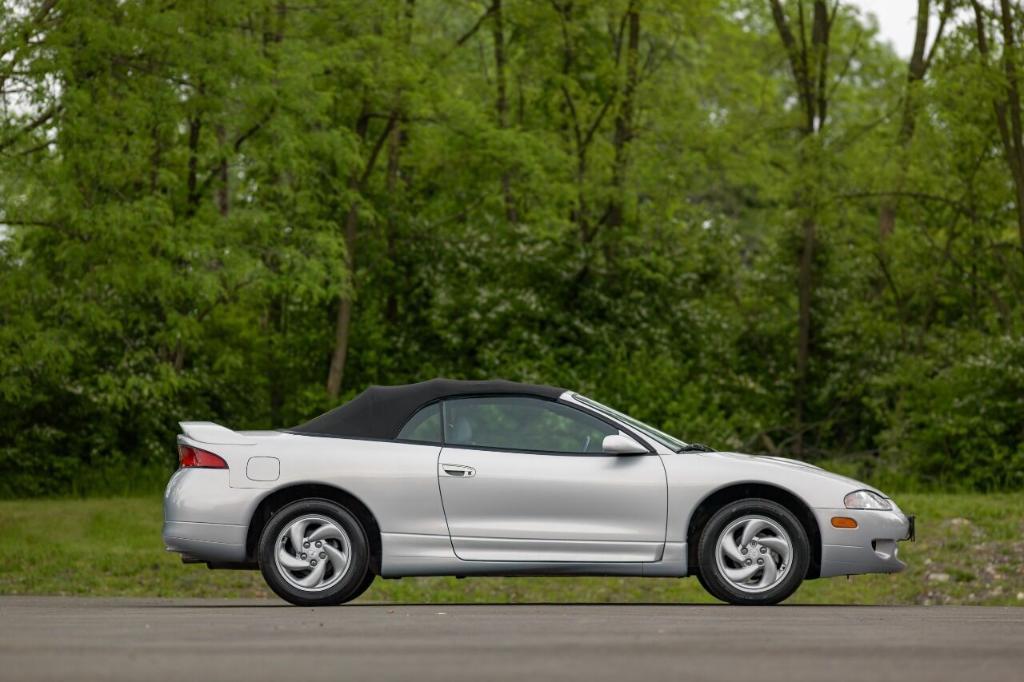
top-left (348, 567), bottom-right (377, 602)
top-left (258, 498), bottom-right (370, 606)
top-left (696, 498), bottom-right (809, 605)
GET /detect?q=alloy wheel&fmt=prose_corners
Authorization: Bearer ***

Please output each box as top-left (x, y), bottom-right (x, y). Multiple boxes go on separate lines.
top-left (274, 513), bottom-right (353, 592)
top-left (714, 514), bottom-right (793, 594)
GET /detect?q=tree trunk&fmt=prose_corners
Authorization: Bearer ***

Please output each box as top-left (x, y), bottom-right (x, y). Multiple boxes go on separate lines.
top-left (385, 120), bottom-right (403, 324)
top-left (879, 0), bottom-right (942, 239)
top-left (491, 0), bottom-right (517, 223)
top-left (186, 114), bottom-right (201, 214)
top-left (149, 124), bottom-right (163, 192)
top-left (215, 124), bottom-right (229, 216)
top-left (325, 112), bottom-right (370, 399)
top-left (998, 0), bottom-right (1024, 253)
top-left (268, 293), bottom-right (285, 425)
top-left (325, 110), bottom-right (398, 398)
top-left (326, 203), bottom-right (359, 398)
top-left (606, 1), bottom-right (640, 233)
top-left (385, 0), bottom-right (415, 325)
top-left (794, 215), bottom-right (815, 453)
top-left (768, 0), bottom-right (832, 457)
top-left (972, 0), bottom-right (1024, 255)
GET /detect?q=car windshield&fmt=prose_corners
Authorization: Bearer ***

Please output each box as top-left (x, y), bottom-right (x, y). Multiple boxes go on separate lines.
top-left (573, 394), bottom-right (689, 453)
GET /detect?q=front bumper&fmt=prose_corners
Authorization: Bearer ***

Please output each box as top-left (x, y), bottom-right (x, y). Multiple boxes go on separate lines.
top-left (814, 508), bottom-right (912, 578)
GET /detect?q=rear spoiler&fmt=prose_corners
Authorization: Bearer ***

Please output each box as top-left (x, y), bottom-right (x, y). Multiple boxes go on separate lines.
top-left (179, 421), bottom-right (256, 446)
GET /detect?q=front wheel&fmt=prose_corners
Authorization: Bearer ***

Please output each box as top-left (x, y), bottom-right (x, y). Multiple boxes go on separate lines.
top-left (258, 498), bottom-right (370, 606)
top-left (696, 498), bottom-right (809, 605)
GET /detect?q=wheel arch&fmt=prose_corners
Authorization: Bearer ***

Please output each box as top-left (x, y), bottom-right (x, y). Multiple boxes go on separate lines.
top-left (685, 482), bottom-right (822, 579)
top-left (246, 483), bottom-right (383, 575)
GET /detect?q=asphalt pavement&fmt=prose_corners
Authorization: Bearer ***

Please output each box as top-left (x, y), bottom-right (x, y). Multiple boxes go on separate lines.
top-left (1, 597), bottom-right (1021, 682)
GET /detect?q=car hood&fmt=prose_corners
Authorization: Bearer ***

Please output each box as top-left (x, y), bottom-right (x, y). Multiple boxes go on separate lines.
top-left (704, 451), bottom-right (886, 497)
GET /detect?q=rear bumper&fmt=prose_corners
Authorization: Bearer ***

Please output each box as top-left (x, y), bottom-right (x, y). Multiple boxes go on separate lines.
top-left (163, 468), bottom-right (258, 563)
top-left (814, 507), bottom-right (912, 578)
top-left (163, 520), bottom-right (247, 562)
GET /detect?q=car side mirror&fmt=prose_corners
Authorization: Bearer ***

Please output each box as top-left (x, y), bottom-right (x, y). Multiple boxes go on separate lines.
top-left (602, 433), bottom-right (647, 455)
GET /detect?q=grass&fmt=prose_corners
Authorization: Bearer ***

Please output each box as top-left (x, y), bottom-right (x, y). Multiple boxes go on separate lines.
top-left (1, 494), bottom-right (1022, 605)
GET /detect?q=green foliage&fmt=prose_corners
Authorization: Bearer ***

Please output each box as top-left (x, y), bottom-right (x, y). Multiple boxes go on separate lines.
top-left (0, 0), bottom-right (1022, 495)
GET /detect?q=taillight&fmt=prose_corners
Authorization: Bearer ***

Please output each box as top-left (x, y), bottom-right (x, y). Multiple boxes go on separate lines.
top-left (178, 445), bottom-right (228, 469)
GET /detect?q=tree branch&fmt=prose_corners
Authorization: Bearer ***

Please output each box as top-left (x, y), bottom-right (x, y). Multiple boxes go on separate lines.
top-left (923, 0), bottom-right (952, 73)
top-left (768, 0), bottom-right (814, 132)
top-left (0, 104), bottom-right (59, 152)
top-left (233, 106), bottom-right (276, 153)
top-left (358, 112), bottom-right (399, 187)
top-left (835, 189), bottom-right (971, 214)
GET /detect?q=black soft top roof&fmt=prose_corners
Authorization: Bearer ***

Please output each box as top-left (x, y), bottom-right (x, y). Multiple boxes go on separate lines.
top-left (288, 378), bottom-right (565, 440)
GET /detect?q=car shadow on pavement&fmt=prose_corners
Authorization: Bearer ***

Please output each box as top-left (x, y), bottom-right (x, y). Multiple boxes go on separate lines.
top-left (149, 600), bottom-right (893, 609)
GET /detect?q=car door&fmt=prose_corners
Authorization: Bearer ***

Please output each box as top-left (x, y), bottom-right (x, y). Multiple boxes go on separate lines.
top-left (435, 395), bottom-right (667, 563)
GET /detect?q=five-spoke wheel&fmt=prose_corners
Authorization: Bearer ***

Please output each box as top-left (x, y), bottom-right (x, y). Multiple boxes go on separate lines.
top-left (697, 499), bottom-right (809, 605)
top-left (714, 515), bottom-right (792, 593)
top-left (258, 499), bottom-right (373, 606)
top-left (274, 514), bottom-right (353, 592)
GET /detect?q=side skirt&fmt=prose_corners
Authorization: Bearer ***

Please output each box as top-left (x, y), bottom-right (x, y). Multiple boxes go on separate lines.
top-left (379, 533), bottom-right (687, 578)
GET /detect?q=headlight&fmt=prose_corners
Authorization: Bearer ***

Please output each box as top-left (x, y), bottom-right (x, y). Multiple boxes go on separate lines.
top-left (844, 490), bottom-right (892, 511)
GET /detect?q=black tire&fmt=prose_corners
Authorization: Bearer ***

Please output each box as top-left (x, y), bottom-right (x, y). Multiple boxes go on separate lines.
top-left (347, 568), bottom-right (377, 603)
top-left (695, 568), bottom-right (714, 597)
top-left (696, 498), bottom-right (809, 605)
top-left (258, 498), bottom-right (370, 606)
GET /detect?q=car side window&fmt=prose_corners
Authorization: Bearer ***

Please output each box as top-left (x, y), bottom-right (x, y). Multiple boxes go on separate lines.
top-left (397, 403), bottom-right (442, 443)
top-left (443, 396), bottom-right (617, 453)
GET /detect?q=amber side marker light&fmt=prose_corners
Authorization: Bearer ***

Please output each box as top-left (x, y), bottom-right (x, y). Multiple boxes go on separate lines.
top-left (831, 516), bottom-right (859, 529)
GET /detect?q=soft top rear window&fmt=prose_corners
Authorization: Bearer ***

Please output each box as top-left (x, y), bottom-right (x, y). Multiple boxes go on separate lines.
top-left (397, 402), bottom-right (442, 443)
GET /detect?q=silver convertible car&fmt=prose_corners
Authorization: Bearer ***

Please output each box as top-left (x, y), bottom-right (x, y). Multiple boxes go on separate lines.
top-left (163, 379), bottom-right (914, 606)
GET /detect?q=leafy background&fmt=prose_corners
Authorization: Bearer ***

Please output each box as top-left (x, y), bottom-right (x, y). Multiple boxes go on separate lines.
top-left (1, 0), bottom-right (1023, 497)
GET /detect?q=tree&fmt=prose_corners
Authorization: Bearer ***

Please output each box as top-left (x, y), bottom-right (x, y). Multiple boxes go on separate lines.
top-left (971, 0), bottom-right (1024, 255)
top-left (1, 0), bottom-right (1022, 495)
top-left (766, 0), bottom-right (836, 456)
top-left (877, 0), bottom-right (949, 239)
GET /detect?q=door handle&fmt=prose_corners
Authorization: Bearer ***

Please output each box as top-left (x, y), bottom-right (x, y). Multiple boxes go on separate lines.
top-left (440, 463), bottom-right (476, 478)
